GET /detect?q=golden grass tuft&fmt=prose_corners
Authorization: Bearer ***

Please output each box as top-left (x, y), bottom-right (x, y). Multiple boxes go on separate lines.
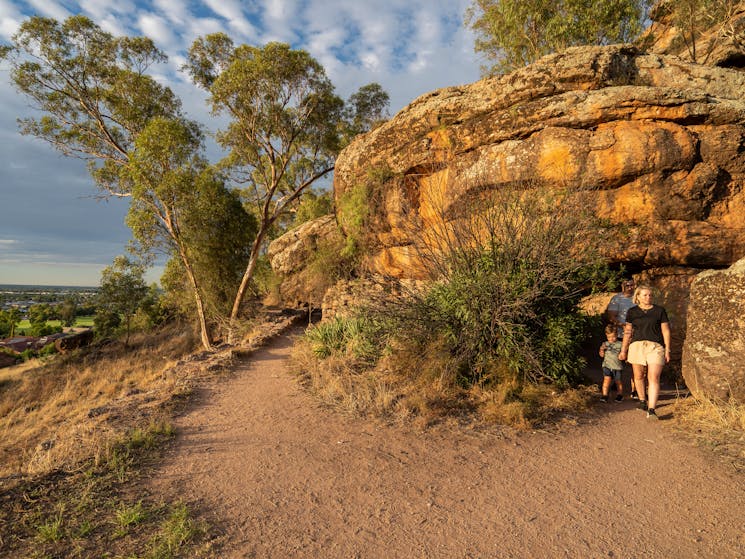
top-left (290, 333), bottom-right (595, 429)
top-left (671, 393), bottom-right (745, 472)
top-left (0, 325), bottom-right (198, 478)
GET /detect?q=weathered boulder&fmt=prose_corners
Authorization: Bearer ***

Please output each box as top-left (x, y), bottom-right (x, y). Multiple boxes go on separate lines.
top-left (334, 45), bottom-right (745, 280)
top-left (266, 215), bottom-right (344, 309)
top-left (682, 257), bottom-right (745, 402)
top-left (54, 329), bottom-right (94, 353)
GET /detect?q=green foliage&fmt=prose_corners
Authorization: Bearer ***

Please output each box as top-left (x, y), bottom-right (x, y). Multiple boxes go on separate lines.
top-left (406, 184), bottom-right (615, 384)
top-left (114, 500), bottom-right (148, 538)
top-left (97, 256), bottom-right (148, 343)
top-left (185, 35), bottom-right (390, 324)
top-left (3, 15), bottom-right (180, 196)
top-left (305, 316), bottom-right (387, 366)
top-left (337, 164), bottom-right (390, 263)
top-left (293, 189), bottom-right (334, 227)
top-left (94, 308), bottom-right (122, 338)
top-left (310, 182), bottom-right (615, 388)
top-left (39, 342), bottom-right (58, 357)
top-left (337, 183), bottom-right (371, 261)
top-left (3, 17), bottom-right (223, 351)
top-left (58, 298), bottom-right (77, 327)
top-left (466, 0), bottom-right (651, 74)
top-left (148, 502), bottom-right (202, 559)
top-left (35, 506), bottom-right (66, 543)
top-left (341, 83), bottom-right (391, 141)
top-left (0, 308), bottom-right (22, 337)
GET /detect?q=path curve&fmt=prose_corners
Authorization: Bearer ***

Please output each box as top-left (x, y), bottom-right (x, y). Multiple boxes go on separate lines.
top-left (151, 331), bottom-right (745, 558)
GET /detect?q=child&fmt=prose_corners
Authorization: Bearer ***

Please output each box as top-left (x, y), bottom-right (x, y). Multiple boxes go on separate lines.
top-left (599, 324), bottom-right (623, 402)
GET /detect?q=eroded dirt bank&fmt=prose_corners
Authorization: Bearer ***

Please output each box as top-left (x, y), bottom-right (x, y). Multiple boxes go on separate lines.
top-left (151, 333), bottom-right (745, 558)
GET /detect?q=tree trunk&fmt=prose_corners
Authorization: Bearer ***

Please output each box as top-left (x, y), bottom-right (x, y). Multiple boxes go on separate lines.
top-left (180, 251), bottom-right (214, 351)
top-left (228, 230), bottom-right (265, 344)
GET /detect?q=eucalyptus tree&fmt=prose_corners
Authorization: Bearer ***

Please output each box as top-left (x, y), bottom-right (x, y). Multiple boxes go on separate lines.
top-left (96, 256), bottom-right (148, 345)
top-left (466, 0), bottom-right (651, 74)
top-left (1, 16), bottom-right (238, 350)
top-left (185, 36), bottom-right (389, 339)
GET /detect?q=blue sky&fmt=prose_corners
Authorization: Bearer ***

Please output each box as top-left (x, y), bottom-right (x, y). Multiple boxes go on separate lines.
top-left (0, 0), bottom-right (480, 286)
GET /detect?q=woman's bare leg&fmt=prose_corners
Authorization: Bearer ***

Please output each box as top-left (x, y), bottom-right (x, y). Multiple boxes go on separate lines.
top-left (632, 364), bottom-right (647, 403)
top-left (646, 364), bottom-right (663, 410)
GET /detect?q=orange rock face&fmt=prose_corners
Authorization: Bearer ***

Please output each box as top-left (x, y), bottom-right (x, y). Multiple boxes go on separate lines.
top-left (334, 45), bottom-right (745, 279)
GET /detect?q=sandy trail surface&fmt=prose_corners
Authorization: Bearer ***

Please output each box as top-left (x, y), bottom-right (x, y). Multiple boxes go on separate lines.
top-left (151, 331), bottom-right (745, 558)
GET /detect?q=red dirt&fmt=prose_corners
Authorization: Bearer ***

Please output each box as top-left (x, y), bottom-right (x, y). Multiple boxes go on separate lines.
top-left (151, 331), bottom-right (745, 558)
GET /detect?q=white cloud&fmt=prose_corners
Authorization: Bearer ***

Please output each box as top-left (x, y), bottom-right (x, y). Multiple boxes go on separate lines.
top-left (258, 0), bottom-right (300, 43)
top-left (153, 0), bottom-right (188, 26)
top-left (0, 0), bottom-right (22, 39)
top-left (26, 0), bottom-right (69, 20)
top-left (79, 0), bottom-right (136, 20)
top-left (0, 0), bottom-right (483, 285)
top-left (138, 13), bottom-right (177, 48)
top-left (97, 13), bottom-right (129, 36)
top-left (203, 0), bottom-right (257, 40)
top-left (0, 15), bottom-right (19, 38)
top-left (188, 17), bottom-right (225, 41)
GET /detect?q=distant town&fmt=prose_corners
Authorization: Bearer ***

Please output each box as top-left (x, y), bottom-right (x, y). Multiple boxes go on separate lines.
top-left (0, 285), bottom-right (98, 365)
top-left (0, 284), bottom-right (98, 314)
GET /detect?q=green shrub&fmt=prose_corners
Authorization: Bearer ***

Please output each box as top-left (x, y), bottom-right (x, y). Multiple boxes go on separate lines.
top-left (305, 315), bottom-right (387, 366)
top-left (39, 342), bottom-right (58, 358)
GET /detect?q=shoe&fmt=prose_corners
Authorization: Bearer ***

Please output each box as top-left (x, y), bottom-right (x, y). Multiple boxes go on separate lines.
top-left (600, 396), bottom-right (608, 403)
top-left (647, 408), bottom-right (659, 420)
top-left (615, 394), bottom-right (623, 402)
top-left (631, 391), bottom-right (639, 400)
top-left (637, 400), bottom-right (648, 411)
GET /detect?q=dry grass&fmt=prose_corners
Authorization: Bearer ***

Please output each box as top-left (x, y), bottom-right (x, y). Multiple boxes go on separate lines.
top-left (290, 335), bottom-right (595, 430)
top-left (0, 311), bottom-right (302, 559)
top-left (671, 394), bottom-right (745, 472)
top-left (0, 325), bottom-right (199, 478)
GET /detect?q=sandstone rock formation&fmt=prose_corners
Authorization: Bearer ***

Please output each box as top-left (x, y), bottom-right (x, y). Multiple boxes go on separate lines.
top-left (682, 257), bottom-right (745, 403)
top-left (266, 215), bottom-right (344, 309)
top-left (327, 44), bottom-right (745, 370)
top-left (334, 45), bottom-right (745, 281)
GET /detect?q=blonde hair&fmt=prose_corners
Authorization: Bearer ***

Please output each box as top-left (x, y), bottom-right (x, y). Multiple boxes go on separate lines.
top-left (633, 284), bottom-right (654, 305)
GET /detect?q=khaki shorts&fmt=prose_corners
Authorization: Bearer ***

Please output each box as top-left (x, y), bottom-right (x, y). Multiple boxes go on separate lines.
top-left (627, 341), bottom-right (666, 366)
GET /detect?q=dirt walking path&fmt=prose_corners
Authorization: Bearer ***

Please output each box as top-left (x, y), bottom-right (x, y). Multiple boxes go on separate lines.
top-left (151, 331), bottom-right (745, 558)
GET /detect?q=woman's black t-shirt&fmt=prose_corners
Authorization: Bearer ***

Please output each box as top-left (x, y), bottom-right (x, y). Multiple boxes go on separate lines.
top-left (627, 305), bottom-right (669, 346)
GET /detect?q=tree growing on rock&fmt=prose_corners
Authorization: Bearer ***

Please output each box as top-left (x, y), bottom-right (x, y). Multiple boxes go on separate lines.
top-left (184, 36), bottom-right (389, 341)
top-left (466, 0), bottom-right (651, 74)
top-left (658, 0), bottom-right (745, 64)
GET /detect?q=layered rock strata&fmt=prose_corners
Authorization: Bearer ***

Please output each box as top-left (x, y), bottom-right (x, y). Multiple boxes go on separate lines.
top-left (334, 45), bottom-right (745, 280)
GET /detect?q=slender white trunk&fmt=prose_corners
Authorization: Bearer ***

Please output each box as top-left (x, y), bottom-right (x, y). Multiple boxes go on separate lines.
top-left (228, 230), bottom-right (265, 344)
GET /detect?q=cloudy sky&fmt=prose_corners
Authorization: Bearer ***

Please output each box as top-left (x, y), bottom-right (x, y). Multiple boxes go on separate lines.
top-left (0, 0), bottom-right (481, 286)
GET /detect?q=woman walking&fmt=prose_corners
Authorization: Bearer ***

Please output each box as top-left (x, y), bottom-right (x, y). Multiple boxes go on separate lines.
top-left (618, 285), bottom-right (671, 420)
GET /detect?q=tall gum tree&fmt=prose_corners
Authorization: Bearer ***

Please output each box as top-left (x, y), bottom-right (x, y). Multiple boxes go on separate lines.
top-left (185, 36), bottom-right (389, 341)
top-left (1, 16), bottom-right (227, 350)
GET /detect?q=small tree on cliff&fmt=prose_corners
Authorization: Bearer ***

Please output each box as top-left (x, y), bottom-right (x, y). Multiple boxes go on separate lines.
top-left (466, 0), bottom-right (651, 74)
top-left (1, 16), bottom-right (241, 350)
top-left (658, 0), bottom-right (744, 64)
top-left (184, 36), bottom-right (389, 340)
